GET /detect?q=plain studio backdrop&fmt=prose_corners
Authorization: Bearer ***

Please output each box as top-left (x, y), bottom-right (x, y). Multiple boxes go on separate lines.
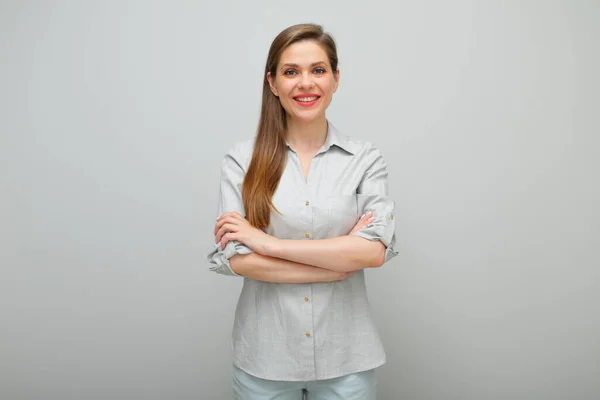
top-left (1, 1), bottom-right (598, 399)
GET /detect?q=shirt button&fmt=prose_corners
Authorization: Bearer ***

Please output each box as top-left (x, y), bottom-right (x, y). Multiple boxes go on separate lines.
top-left (305, 201), bottom-right (310, 206)
top-left (390, 215), bottom-right (395, 220)
top-left (304, 297), bottom-right (309, 302)
top-left (305, 332), bottom-right (311, 338)
top-left (304, 233), bottom-right (310, 239)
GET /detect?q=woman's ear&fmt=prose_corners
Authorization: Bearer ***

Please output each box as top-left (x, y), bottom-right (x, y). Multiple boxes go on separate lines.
top-left (266, 72), bottom-right (278, 97)
top-left (333, 67), bottom-right (340, 93)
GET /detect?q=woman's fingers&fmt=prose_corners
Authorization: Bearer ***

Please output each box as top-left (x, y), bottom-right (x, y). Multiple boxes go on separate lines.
top-left (348, 212), bottom-right (374, 235)
top-left (220, 232), bottom-right (237, 249)
top-left (214, 213), bottom-right (246, 234)
top-left (214, 217), bottom-right (229, 235)
top-left (355, 212), bottom-right (374, 228)
top-left (214, 216), bottom-right (240, 235)
top-left (218, 232), bottom-right (236, 250)
top-left (216, 223), bottom-right (240, 243)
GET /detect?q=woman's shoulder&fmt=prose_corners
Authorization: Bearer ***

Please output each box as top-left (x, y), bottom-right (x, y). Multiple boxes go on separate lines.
top-left (336, 130), bottom-right (386, 165)
top-left (222, 138), bottom-right (255, 171)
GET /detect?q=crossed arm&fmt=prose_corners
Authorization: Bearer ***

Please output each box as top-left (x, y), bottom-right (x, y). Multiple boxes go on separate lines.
top-left (214, 212), bottom-right (385, 283)
top-left (209, 145), bottom-right (396, 284)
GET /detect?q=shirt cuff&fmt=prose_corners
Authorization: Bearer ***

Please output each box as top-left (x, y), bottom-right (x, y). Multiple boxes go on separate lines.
top-left (352, 211), bottom-right (398, 264)
top-left (207, 240), bottom-right (254, 276)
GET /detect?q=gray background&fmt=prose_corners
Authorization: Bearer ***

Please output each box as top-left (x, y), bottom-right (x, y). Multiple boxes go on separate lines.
top-left (1, 1), bottom-right (598, 399)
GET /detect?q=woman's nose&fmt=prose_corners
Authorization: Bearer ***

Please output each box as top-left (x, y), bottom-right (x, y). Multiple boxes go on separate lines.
top-left (298, 73), bottom-right (314, 89)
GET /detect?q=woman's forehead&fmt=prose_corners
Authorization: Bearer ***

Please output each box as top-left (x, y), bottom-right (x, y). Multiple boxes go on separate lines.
top-left (278, 41), bottom-right (329, 67)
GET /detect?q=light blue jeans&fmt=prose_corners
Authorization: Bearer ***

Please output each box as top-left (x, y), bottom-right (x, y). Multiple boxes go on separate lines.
top-left (232, 365), bottom-right (378, 400)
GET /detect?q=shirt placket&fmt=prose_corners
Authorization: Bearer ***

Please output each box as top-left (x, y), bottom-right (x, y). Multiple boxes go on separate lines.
top-left (286, 150), bottom-right (318, 380)
top-left (307, 153), bottom-right (327, 380)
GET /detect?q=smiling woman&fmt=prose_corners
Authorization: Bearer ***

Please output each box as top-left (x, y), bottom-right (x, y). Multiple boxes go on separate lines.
top-left (267, 43), bottom-right (338, 122)
top-left (206, 23), bottom-right (398, 400)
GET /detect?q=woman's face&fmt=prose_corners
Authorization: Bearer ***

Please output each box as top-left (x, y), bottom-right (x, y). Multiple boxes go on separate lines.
top-left (267, 40), bottom-right (339, 124)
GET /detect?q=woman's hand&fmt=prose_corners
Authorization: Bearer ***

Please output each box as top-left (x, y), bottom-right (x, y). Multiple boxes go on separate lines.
top-left (214, 212), bottom-right (278, 255)
top-left (348, 212), bottom-right (374, 235)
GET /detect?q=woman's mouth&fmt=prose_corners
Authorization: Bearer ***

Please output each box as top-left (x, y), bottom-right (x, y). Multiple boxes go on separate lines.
top-left (293, 95), bottom-right (320, 107)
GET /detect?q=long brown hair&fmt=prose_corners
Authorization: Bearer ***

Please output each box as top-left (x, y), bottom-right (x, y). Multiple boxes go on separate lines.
top-left (242, 23), bottom-right (339, 229)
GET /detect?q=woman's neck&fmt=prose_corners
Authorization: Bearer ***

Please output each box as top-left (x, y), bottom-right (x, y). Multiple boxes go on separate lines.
top-left (285, 117), bottom-right (328, 153)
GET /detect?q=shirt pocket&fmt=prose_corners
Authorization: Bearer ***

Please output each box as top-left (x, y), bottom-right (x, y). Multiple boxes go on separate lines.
top-left (326, 194), bottom-right (359, 236)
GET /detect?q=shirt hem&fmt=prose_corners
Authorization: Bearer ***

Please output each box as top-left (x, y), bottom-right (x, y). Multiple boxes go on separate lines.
top-left (232, 357), bottom-right (387, 382)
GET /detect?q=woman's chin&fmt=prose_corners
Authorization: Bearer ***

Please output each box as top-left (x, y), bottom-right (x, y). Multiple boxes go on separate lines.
top-left (287, 111), bottom-right (326, 125)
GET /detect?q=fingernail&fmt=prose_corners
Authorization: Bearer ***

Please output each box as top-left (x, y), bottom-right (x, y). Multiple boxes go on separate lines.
top-left (361, 214), bottom-right (366, 218)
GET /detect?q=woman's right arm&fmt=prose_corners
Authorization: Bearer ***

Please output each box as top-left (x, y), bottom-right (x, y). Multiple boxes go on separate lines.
top-left (207, 142), bottom-right (349, 284)
top-left (230, 253), bottom-right (351, 283)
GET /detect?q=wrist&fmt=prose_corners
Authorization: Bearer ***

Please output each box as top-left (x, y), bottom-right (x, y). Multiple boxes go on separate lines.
top-left (263, 236), bottom-right (282, 257)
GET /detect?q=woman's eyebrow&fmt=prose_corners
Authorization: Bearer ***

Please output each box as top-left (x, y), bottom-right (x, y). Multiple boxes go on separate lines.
top-left (280, 61), bottom-right (327, 69)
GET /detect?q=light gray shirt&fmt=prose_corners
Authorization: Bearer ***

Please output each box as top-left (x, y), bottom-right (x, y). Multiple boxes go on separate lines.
top-left (207, 122), bottom-right (398, 381)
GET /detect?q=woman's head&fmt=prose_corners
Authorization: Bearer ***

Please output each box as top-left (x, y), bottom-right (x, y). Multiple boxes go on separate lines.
top-left (243, 24), bottom-right (339, 229)
top-left (265, 24), bottom-right (340, 125)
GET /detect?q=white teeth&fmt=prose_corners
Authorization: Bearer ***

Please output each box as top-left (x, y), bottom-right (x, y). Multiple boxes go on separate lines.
top-left (296, 96), bottom-right (318, 102)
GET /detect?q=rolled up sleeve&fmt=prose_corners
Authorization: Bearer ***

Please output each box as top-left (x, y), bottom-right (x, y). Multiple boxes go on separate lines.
top-left (206, 145), bottom-right (254, 276)
top-left (352, 148), bottom-right (399, 264)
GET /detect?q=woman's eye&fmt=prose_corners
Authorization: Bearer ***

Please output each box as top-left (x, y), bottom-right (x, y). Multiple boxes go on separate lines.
top-left (283, 70), bottom-right (297, 76)
top-left (314, 68), bottom-right (326, 74)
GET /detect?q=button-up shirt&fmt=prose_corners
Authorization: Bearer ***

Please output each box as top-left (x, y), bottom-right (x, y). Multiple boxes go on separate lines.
top-left (207, 122), bottom-right (398, 381)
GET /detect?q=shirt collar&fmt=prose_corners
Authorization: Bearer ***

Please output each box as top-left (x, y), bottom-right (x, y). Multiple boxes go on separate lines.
top-left (323, 122), bottom-right (356, 155)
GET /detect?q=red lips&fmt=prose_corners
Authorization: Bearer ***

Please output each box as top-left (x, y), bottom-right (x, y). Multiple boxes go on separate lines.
top-left (293, 94), bottom-right (321, 107)
top-left (292, 93), bottom-right (320, 99)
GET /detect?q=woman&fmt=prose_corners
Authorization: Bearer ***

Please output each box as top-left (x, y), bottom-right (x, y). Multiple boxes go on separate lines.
top-left (207, 23), bottom-right (398, 400)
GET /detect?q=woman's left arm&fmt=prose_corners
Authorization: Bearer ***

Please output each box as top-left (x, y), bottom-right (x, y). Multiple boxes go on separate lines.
top-left (267, 235), bottom-right (386, 272)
